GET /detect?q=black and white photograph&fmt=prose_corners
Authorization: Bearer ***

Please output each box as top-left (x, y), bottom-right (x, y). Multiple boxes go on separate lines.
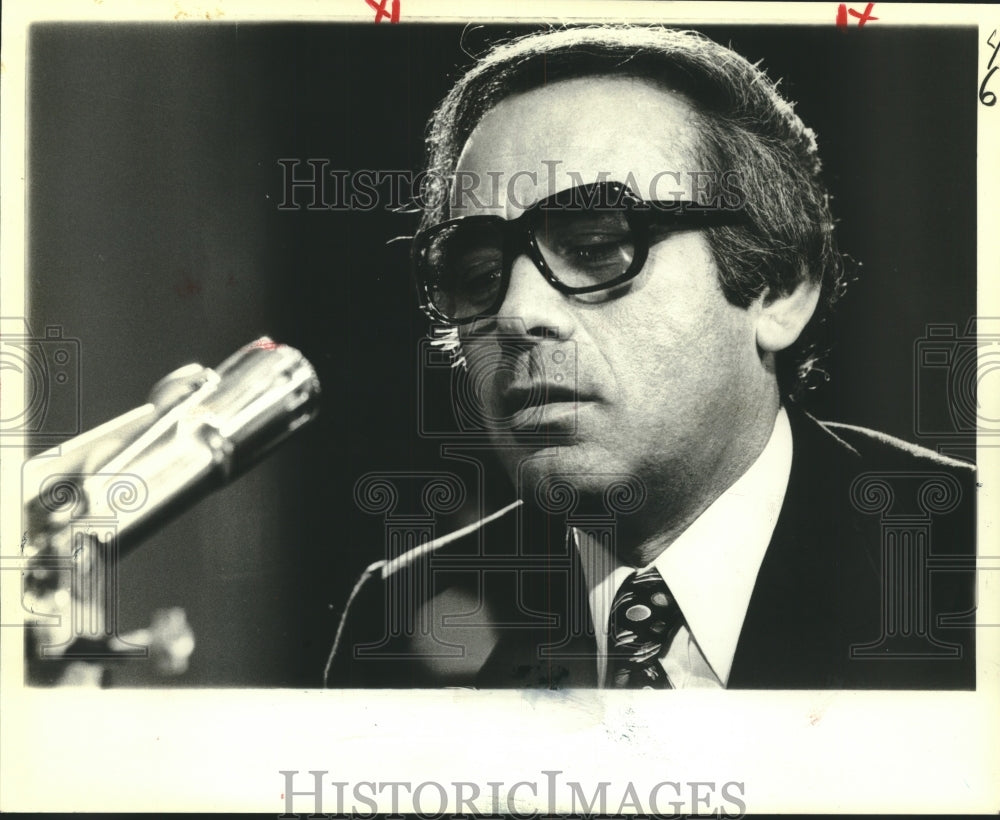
top-left (2, 1), bottom-right (998, 814)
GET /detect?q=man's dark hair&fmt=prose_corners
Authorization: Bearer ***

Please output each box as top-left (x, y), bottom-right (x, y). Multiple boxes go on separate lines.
top-left (418, 25), bottom-right (849, 397)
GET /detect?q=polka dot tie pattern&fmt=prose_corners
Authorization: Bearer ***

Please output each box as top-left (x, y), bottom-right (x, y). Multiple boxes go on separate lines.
top-left (607, 567), bottom-right (685, 689)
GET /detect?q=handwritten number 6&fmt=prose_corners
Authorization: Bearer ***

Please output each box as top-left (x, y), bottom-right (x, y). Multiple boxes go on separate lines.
top-left (982, 67), bottom-right (997, 107)
top-left (981, 30), bottom-right (1000, 106)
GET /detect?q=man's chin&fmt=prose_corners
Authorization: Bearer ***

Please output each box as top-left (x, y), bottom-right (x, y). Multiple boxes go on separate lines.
top-left (494, 442), bottom-right (646, 515)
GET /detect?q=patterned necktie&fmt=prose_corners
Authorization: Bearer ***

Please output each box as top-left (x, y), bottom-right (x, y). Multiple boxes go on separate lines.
top-left (607, 567), bottom-right (685, 688)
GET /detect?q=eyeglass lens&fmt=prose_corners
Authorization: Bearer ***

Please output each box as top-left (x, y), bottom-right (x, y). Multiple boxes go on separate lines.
top-left (422, 205), bottom-right (636, 322)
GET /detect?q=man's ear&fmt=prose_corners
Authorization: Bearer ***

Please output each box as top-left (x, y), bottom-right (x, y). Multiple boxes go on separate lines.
top-left (755, 276), bottom-right (822, 353)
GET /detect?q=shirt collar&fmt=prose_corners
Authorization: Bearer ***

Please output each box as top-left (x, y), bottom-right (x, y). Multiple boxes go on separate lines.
top-left (574, 406), bottom-right (792, 686)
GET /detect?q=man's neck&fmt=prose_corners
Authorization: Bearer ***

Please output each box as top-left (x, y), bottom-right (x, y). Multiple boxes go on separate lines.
top-left (615, 397), bottom-right (782, 568)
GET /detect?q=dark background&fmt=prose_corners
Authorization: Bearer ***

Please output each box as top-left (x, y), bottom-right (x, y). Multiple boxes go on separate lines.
top-left (26, 23), bottom-right (977, 686)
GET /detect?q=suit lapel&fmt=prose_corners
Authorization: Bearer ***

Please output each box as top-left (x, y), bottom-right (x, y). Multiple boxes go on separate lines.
top-left (475, 514), bottom-right (600, 688)
top-left (728, 408), bottom-right (876, 688)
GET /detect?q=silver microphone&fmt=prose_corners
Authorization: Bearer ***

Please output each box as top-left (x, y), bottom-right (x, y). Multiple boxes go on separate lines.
top-left (21, 338), bottom-right (321, 668)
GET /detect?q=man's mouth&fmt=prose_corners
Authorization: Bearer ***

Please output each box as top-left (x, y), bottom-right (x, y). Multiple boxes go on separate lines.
top-left (498, 382), bottom-right (594, 428)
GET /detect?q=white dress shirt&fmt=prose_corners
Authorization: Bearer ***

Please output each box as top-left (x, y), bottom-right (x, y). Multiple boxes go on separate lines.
top-left (574, 407), bottom-right (793, 688)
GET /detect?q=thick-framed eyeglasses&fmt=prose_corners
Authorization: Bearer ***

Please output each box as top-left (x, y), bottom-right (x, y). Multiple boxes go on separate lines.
top-left (412, 180), bottom-right (745, 325)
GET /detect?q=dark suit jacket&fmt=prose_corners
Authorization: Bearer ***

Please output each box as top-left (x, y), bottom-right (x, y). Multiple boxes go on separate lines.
top-left (326, 408), bottom-right (976, 689)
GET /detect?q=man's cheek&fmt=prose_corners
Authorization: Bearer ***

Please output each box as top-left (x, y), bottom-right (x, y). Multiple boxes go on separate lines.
top-left (461, 344), bottom-right (507, 399)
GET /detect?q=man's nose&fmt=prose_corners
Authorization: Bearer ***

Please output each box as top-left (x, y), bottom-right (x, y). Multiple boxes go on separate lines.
top-left (493, 253), bottom-right (574, 339)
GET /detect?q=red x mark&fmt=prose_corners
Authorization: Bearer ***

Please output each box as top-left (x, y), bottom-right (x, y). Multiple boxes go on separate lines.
top-left (837, 2), bottom-right (878, 27)
top-left (365, 0), bottom-right (400, 23)
top-left (849, 3), bottom-right (878, 26)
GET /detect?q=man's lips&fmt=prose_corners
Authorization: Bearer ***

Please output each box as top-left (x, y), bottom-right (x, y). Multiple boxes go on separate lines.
top-left (498, 382), bottom-right (596, 420)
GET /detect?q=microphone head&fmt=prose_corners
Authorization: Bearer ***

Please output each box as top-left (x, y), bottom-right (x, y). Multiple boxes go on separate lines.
top-left (196, 337), bottom-right (321, 478)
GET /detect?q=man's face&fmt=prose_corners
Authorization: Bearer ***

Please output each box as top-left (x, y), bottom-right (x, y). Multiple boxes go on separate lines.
top-left (451, 76), bottom-right (777, 520)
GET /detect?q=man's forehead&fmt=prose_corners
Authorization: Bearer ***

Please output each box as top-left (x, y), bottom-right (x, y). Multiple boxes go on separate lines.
top-left (451, 75), bottom-right (704, 217)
